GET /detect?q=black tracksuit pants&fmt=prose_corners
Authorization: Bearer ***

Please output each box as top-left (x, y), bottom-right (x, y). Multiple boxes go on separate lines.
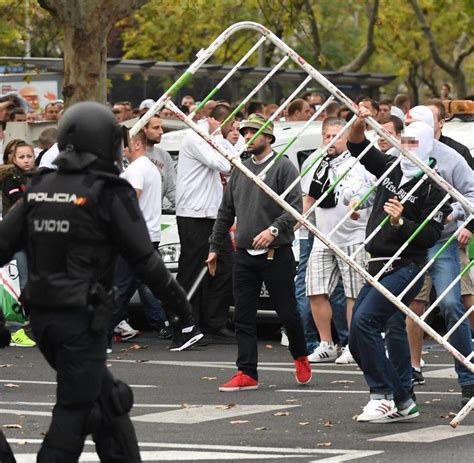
top-left (232, 246), bottom-right (307, 380)
top-left (176, 216), bottom-right (233, 333)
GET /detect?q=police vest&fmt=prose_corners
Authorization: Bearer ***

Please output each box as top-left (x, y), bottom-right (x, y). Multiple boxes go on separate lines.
top-left (23, 170), bottom-right (117, 309)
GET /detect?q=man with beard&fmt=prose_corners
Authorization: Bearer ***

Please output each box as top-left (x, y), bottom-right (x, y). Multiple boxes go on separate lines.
top-left (207, 113), bottom-right (312, 391)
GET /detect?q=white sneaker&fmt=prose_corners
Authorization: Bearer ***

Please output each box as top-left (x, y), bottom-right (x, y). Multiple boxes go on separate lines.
top-left (420, 358), bottom-right (425, 368)
top-left (307, 343), bottom-right (337, 363)
top-left (357, 399), bottom-right (397, 422)
top-left (335, 346), bottom-right (355, 364)
top-left (114, 320), bottom-right (140, 341)
top-left (280, 330), bottom-right (289, 347)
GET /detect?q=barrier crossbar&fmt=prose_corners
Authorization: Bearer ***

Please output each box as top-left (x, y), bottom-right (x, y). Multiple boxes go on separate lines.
top-left (131, 21), bottom-right (474, 427)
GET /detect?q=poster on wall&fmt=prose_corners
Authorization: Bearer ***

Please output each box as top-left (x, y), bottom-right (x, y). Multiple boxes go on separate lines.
top-left (0, 78), bottom-right (60, 113)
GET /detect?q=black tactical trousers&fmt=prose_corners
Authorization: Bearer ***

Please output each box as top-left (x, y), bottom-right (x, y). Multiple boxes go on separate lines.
top-left (29, 306), bottom-right (140, 462)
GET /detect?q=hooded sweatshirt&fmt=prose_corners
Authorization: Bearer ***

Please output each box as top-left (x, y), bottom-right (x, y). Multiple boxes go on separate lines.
top-left (347, 122), bottom-right (451, 269)
top-left (405, 106), bottom-right (474, 238)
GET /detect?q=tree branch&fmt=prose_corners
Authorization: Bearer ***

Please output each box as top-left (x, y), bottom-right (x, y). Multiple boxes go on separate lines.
top-left (408, 0), bottom-right (455, 75)
top-left (338, 0), bottom-right (379, 72)
top-left (302, 0), bottom-right (322, 66)
top-left (454, 43), bottom-right (474, 70)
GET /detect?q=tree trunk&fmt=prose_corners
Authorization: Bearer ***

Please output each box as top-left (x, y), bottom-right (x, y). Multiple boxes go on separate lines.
top-left (38, 0), bottom-right (148, 107)
top-left (61, 22), bottom-right (109, 105)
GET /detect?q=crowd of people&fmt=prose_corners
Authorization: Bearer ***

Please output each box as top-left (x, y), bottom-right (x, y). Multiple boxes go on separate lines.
top-left (0, 85), bottom-right (473, 424)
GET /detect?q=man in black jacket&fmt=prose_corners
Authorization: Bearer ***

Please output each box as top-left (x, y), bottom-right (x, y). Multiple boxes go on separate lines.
top-left (0, 102), bottom-right (202, 462)
top-left (346, 104), bottom-right (451, 423)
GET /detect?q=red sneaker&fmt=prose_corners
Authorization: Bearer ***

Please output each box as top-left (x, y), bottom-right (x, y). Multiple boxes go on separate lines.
top-left (294, 356), bottom-right (312, 385)
top-left (219, 371), bottom-right (259, 392)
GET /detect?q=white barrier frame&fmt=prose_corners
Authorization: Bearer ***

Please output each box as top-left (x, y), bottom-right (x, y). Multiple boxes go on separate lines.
top-left (131, 21), bottom-right (474, 427)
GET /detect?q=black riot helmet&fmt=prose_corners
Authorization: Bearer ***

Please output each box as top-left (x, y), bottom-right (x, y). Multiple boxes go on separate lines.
top-left (56, 101), bottom-right (122, 172)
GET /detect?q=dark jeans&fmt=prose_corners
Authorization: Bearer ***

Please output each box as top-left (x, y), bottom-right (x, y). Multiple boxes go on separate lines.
top-left (176, 216), bottom-right (233, 333)
top-left (349, 264), bottom-right (423, 405)
top-left (29, 307), bottom-right (138, 462)
top-left (110, 243), bottom-right (167, 336)
top-left (233, 246), bottom-right (307, 380)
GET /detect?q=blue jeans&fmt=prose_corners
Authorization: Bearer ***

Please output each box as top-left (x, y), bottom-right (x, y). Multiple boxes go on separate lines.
top-left (349, 264), bottom-right (423, 404)
top-left (295, 237), bottom-right (319, 353)
top-left (330, 279), bottom-right (349, 346)
top-left (387, 240), bottom-right (474, 388)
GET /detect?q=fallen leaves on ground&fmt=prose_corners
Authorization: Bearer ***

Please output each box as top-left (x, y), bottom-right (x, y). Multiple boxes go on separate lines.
top-left (265, 344), bottom-right (273, 349)
top-left (201, 376), bottom-right (217, 381)
top-left (254, 426), bottom-right (267, 431)
top-left (331, 380), bottom-right (355, 384)
top-left (323, 421), bottom-right (333, 427)
top-left (215, 404), bottom-right (236, 410)
top-left (440, 412), bottom-right (457, 419)
top-left (273, 411), bottom-right (290, 417)
top-left (317, 442), bottom-right (332, 447)
top-left (180, 403), bottom-right (203, 409)
top-left (286, 399), bottom-right (299, 402)
top-left (230, 420), bottom-right (250, 424)
top-left (130, 343), bottom-right (147, 350)
top-left (0, 364), bottom-right (13, 368)
top-left (299, 422), bottom-right (310, 426)
top-left (4, 383), bottom-right (19, 388)
top-left (3, 424), bottom-right (21, 429)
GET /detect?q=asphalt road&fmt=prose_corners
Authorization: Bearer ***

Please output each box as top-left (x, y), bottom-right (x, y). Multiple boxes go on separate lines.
top-left (1, 331), bottom-right (473, 462)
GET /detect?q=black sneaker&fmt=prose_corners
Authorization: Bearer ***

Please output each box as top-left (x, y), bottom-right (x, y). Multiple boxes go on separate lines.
top-left (206, 327), bottom-right (236, 345)
top-left (412, 368), bottom-right (425, 386)
top-left (158, 325), bottom-right (175, 339)
top-left (461, 384), bottom-right (474, 407)
top-left (169, 326), bottom-right (203, 352)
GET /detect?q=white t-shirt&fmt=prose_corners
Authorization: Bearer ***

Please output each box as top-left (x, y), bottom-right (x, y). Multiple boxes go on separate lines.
top-left (301, 152), bottom-right (372, 250)
top-left (121, 155), bottom-right (162, 242)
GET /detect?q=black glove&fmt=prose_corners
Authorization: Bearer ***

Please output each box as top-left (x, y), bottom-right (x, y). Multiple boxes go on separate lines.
top-left (0, 324), bottom-right (11, 348)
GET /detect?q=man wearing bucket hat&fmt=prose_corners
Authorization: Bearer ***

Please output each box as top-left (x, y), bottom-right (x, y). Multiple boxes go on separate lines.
top-left (207, 113), bottom-right (312, 391)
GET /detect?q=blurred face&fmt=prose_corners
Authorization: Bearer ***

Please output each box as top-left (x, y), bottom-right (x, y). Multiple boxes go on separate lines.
top-left (159, 108), bottom-right (174, 118)
top-left (181, 96), bottom-right (195, 108)
top-left (361, 100), bottom-right (378, 117)
top-left (323, 124), bottom-right (347, 156)
top-left (242, 127), bottom-right (271, 156)
top-left (309, 94), bottom-right (324, 106)
top-left (44, 104), bottom-right (60, 121)
top-left (13, 146), bottom-right (35, 171)
top-left (26, 112), bottom-right (40, 122)
top-left (377, 103), bottom-right (390, 121)
top-left (221, 115), bottom-right (236, 138)
top-left (13, 112), bottom-right (26, 122)
top-left (226, 120), bottom-right (240, 146)
top-left (379, 121), bottom-right (400, 153)
top-left (294, 102), bottom-right (312, 121)
top-left (143, 116), bottom-right (164, 145)
top-left (113, 104), bottom-right (125, 122)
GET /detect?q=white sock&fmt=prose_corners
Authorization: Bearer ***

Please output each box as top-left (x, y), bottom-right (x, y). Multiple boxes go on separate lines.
top-left (320, 341), bottom-right (334, 348)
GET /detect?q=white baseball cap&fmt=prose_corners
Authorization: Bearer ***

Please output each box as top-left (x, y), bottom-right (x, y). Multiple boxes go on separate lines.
top-left (139, 99), bottom-right (155, 111)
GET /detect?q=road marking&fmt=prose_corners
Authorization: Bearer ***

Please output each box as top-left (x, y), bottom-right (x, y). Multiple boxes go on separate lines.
top-left (109, 359), bottom-right (363, 376)
top-left (369, 425), bottom-right (474, 442)
top-left (8, 439), bottom-right (383, 462)
top-left (0, 401), bottom-right (178, 408)
top-left (278, 389), bottom-right (460, 395)
top-left (0, 408), bottom-right (51, 417)
top-left (0, 379), bottom-right (156, 388)
top-left (132, 404), bottom-right (299, 424)
top-left (422, 367), bottom-right (457, 379)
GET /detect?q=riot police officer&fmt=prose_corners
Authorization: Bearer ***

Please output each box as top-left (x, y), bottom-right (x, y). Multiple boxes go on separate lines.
top-left (0, 101), bottom-right (202, 462)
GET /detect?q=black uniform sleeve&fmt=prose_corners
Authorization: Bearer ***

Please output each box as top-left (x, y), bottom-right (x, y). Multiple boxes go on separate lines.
top-left (2, 177), bottom-right (24, 207)
top-left (0, 199), bottom-right (27, 266)
top-left (396, 183), bottom-right (452, 249)
top-left (347, 139), bottom-right (392, 179)
top-left (105, 183), bottom-right (193, 326)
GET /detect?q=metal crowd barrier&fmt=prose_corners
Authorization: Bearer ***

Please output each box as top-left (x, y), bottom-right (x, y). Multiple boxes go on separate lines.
top-left (131, 21), bottom-right (474, 427)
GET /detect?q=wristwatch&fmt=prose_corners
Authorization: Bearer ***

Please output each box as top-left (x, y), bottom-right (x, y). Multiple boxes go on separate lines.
top-left (268, 226), bottom-right (279, 237)
top-left (391, 217), bottom-right (404, 229)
